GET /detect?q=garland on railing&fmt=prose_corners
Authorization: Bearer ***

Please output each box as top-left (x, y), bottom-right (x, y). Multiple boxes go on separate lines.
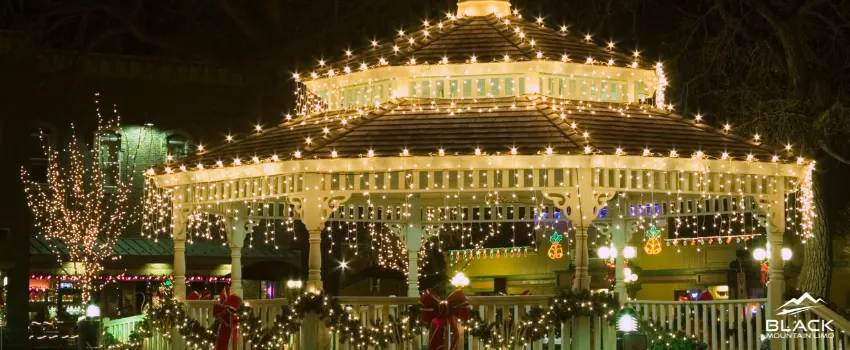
top-left (103, 293), bottom-right (217, 350)
top-left (104, 290), bottom-right (426, 350)
top-left (465, 289), bottom-right (620, 348)
top-left (104, 289), bottom-right (706, 350)
top-left (640, 320), bottom-right (708, 350)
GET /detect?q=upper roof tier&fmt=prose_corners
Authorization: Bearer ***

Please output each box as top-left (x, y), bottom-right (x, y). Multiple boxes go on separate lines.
top-left (159, 95), bottom-right (783, 175)
top-left (296, 1), bottom-right (664, 114)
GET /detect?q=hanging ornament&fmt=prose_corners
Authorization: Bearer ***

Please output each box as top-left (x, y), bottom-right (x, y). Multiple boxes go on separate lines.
top-left (644, 225), bottom-right (662, 255)
top-left (548, 231), bottom-right (564, 259)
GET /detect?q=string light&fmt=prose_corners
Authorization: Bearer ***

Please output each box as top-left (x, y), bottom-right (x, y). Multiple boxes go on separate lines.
top-left (22, 99), bottom-right (131, 303)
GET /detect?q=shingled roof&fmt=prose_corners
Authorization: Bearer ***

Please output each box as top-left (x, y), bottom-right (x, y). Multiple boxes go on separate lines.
top-left (314, 13), bottom-right (642, 75)
top-left (172, 95), bottom-right (775, 169)
top-left (31, 237), bottom-right (299, 260)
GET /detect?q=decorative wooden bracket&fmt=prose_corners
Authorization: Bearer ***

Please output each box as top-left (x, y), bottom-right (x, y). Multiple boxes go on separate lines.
top-left (290, 192), bottom-right (353, 230)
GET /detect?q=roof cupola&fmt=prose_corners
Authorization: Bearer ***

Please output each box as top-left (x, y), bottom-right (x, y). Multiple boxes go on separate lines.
top-left (457, 0), bottom-right (511, 16)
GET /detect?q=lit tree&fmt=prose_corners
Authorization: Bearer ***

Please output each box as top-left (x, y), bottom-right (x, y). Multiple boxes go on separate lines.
top-left (21, 108), bottom-right (134, 303)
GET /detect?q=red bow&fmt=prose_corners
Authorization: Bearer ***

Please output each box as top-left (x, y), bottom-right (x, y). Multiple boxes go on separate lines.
top-left (419, 290), bottom-right (470, 350)
top-left (213, 288), bottom-right (241, 350)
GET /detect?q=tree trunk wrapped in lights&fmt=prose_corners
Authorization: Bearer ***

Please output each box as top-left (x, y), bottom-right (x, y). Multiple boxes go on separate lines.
top-left (21, 113), bottom-right (133, 303)
top-left (797, 174), bottom-right (831, 298)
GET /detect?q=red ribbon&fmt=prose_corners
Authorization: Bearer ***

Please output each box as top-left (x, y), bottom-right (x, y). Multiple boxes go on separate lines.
top-left (419, 290), bottom-right (470, 350)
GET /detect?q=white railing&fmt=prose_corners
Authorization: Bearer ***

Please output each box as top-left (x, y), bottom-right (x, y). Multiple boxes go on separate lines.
top-left (334, 295), bottom-right (615, 350)
top-left (778, 300), bottom-right (850, 350)
top-left (139, 296), bottom-right (850, 350)
top-left (333, 296), bottom-right (423, 350)
top-left (627, 299), bottom-right (767, 350)
top-left (103, 314), bottom-right (146, 342)
top-left (143, 328), bottom-right (173, 350)
top-left (185, 300), bottom-right (217, 328)
top-left (243, 298), bottom-right (290, 328)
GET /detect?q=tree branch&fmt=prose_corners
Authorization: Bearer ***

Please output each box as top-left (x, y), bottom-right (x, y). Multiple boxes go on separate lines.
top-left (217, 0), bottom-right (273, 49)
top-left (819, 141), bottom-right (850, 164)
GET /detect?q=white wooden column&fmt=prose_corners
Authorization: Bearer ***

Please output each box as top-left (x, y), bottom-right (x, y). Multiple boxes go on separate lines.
top-left (405, 196), bottom-right (424, 297)
top-left (573, 226), bottom-right (592, 291)
top-left (306, 228), bottom-right (323, 291)
top-left (297, 173), bottom-right (337, 349)
top-left (612, 218), bottom-right (628, 304)
top-left (766, 180), bottom-right (787, 350)
top-left (572, 224), bottom-right (594, 350)
top-left (171, 206), bottom-right (189, 350)
top-left (173, 240), bottom-right (186, 300)
top-left (570, 167), bottom-right (608, 350)
top-left (766, 227), bottom-right (784, 349)
top-left (172, 207), bottom-right (189, 302)
top-left (228, 218), bottom-right (247, 298)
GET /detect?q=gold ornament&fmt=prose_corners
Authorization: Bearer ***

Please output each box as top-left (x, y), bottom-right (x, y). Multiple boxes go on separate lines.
top-left (644, 225), bottom-right (662, 255)
top-left (548, 243), bottom-right (564, 259)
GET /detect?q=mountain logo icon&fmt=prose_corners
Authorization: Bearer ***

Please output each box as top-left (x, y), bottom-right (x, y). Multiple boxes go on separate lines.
top-left (776, 293), bottom-right (825, 316)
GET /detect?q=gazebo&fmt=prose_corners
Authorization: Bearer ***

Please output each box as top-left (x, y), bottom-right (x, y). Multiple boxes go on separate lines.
top-left (136, 1), bottom-right (826, 349)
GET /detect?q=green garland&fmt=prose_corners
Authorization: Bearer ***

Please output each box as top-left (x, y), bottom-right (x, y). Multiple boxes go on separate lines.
top-left (466, 289), bottom-right (620, 348)
top-left (104, 289), bottom-right (705, 350)
top-left (103, 292), bottom-right (217, 349)
top-left (104, 290), bottom-right (426, 350)
top-left (640, 320), bottom-right (708, 350)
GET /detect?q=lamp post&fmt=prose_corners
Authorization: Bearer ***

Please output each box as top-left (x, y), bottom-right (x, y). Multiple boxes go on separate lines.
top-left (286, 280), bottom-right (302, 299)
top-left (598, 245), bottom-right (638, 301)
top-left (615, 308), bottom-right (646, 350)
top-left (753, 243), bottom-right (791, 285)
top-left (78, 304), bottom-right (102, 349)
top-left (450, 271), bottom-right (469, 288)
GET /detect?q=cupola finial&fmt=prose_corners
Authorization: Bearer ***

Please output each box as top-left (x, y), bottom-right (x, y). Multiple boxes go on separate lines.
top-left (457, 0), bottom-right (511, 17)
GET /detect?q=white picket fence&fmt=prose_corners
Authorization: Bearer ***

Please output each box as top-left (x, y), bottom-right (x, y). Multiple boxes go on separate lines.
top-left (626, 299), bottom-right (767, 350)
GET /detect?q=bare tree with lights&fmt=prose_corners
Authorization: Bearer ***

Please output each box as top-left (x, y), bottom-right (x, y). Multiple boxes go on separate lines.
top-left (21, 107), bottom-right (135, 303)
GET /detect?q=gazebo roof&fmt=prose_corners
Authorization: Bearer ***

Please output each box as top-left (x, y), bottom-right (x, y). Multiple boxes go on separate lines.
top-left (169, 95), bottom-right (776, 171)
top-left (30, 237), bottom-right (299, 260)
top-left (312, 13), bottom-right (643, 76)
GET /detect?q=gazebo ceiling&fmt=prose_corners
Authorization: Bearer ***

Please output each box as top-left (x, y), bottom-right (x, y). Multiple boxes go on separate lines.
top-left (168, 95), bottom-right (776, 172)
